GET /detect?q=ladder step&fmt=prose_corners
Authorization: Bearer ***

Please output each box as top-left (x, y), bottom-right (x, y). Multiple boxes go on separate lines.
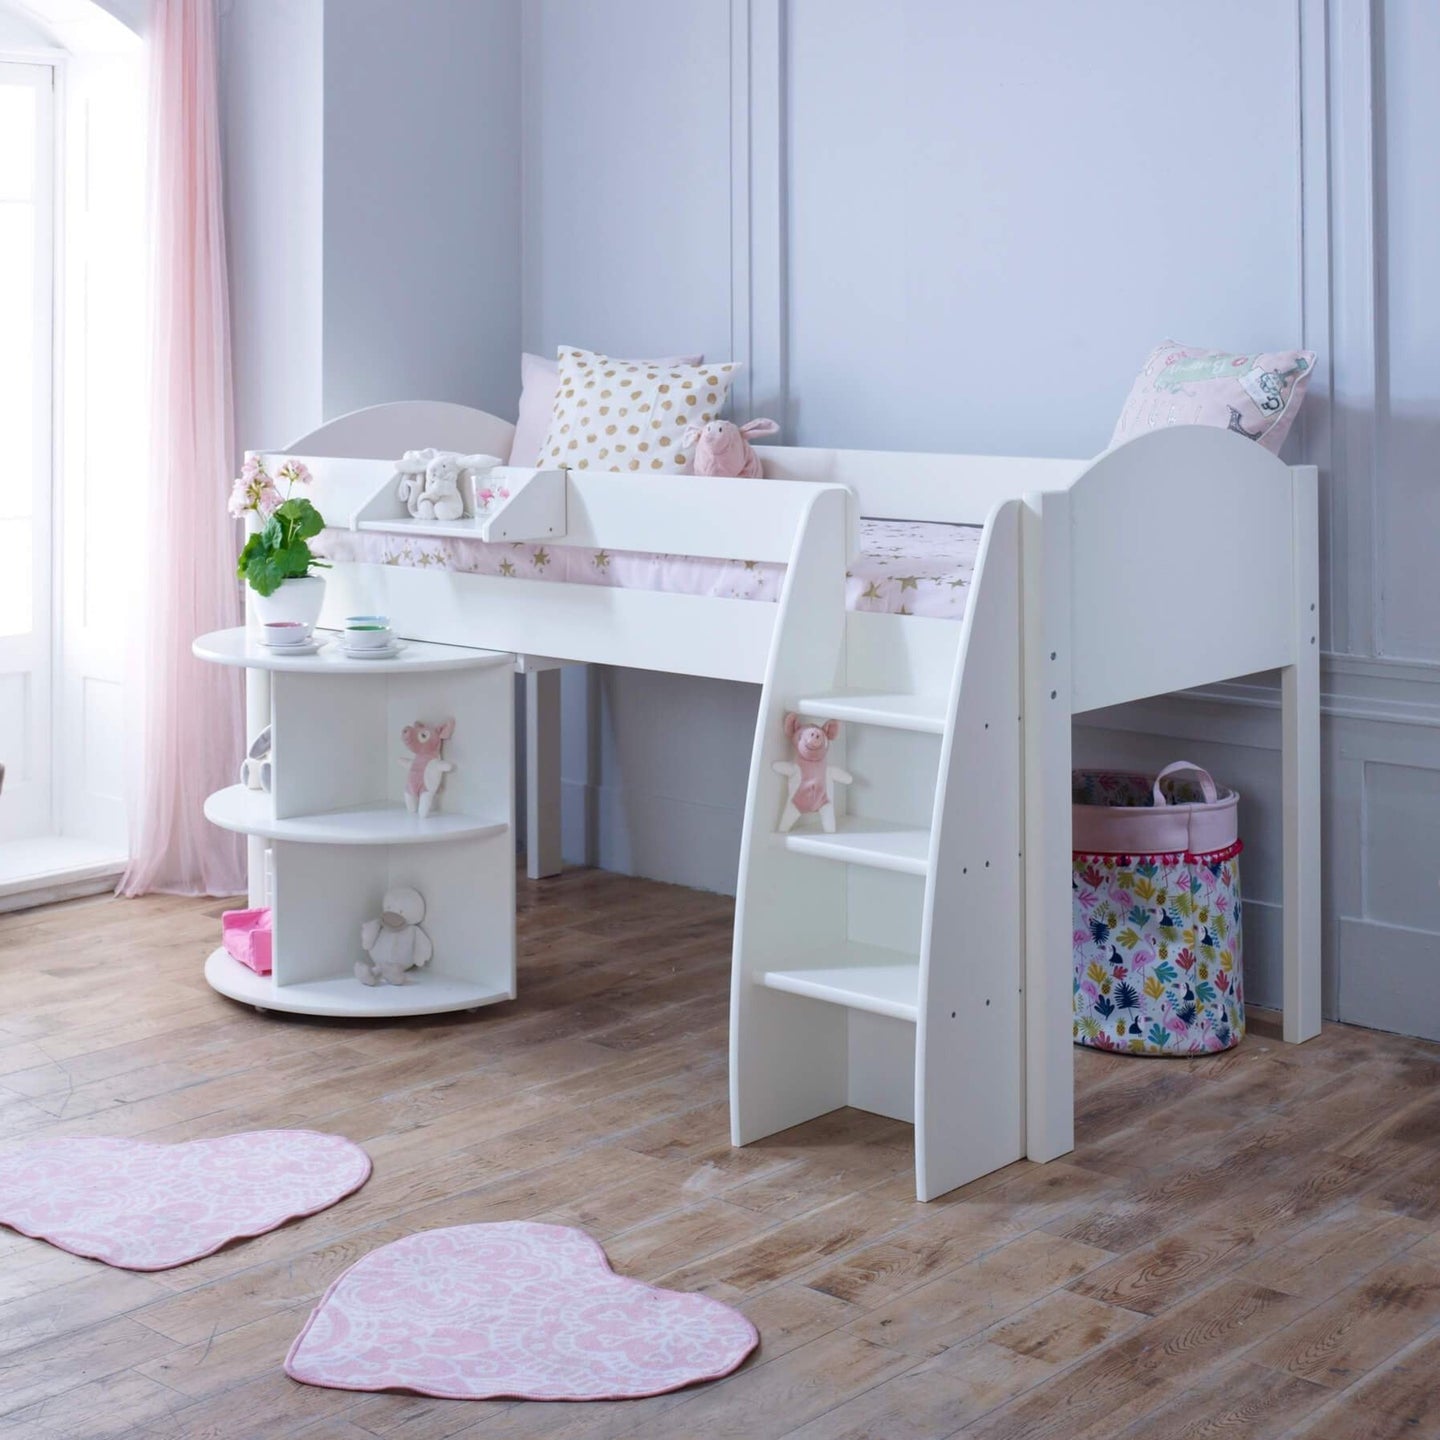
top-left (784, 818), bottom-right (931, 876)
top-left (757, 942), bottom-right (919, 1022)
top-left (791, 690), bottom-right (947, 734)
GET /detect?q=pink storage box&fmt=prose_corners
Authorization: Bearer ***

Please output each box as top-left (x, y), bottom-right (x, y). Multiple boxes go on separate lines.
top-left (222, 907), bottom-right (273, 975)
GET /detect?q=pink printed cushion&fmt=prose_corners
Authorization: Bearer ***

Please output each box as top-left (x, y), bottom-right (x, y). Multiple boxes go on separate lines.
top-left (1111, 341), bottom-right (1316, 455)
top-left (509, 349), bottom-right (702, 468)
top-left (0, 1131), bottom-right (371, 1270)
top-left (286, 1221), bottom-right (759, 1400)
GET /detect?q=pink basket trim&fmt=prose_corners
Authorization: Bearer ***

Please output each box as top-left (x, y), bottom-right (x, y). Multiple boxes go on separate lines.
top-left (1073, 839), bottom-right (1244, 867)
top-left (1072, 767), bottom-right (1239, 855)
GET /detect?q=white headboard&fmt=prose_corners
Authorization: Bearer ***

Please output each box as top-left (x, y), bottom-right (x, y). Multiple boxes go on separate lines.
top-left (286, 401), bottom-right (515, 460)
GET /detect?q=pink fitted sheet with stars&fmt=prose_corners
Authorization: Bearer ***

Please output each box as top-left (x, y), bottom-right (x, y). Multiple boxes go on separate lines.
top-left (319, 517), bottom-right (982, 621)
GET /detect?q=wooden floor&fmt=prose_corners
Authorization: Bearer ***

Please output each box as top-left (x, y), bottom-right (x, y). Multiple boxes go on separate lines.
top-left (1, 872), bottom-right (1439, 1439)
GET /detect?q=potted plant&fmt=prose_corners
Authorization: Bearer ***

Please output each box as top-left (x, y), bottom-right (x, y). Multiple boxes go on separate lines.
top-left (229, 455), bottom-right (330, 628)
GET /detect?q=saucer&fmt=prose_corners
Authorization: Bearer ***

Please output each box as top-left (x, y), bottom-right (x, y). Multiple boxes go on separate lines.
top-left (335, 639), bottom-right (404, 660)
top-left (259, 637), bottom-right (323, 656)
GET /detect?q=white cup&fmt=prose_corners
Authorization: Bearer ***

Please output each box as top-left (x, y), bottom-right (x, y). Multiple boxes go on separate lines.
top-left (262, 620), bottom-right (312, 647)
top-left (344, 616), bottom-right (393, 650)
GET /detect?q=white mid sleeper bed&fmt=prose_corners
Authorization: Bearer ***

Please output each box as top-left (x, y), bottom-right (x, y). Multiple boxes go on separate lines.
top-left (258, 402), bottom-right (1320, 1200)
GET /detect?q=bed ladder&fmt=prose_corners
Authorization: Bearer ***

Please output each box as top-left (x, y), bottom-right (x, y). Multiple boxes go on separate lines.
top-left (730, 498), bottom-right (1027, 1202)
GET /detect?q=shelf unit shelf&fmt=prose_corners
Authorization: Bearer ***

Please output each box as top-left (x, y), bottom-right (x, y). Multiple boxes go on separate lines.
top-left (194, 626), bottom-right (517, 1020)
top-left (193, 628), bottom-right (513, 675)
top-left (791, 690), bottom-right (948, 735)
top-left (203, 950), bottom-right (512, 1018)
top-left (783, 817), bottom-right (931, 876)
top-left (756, 942), bottom-right (920, 1022)
top-left (203, 786), bottom-right (508, 847)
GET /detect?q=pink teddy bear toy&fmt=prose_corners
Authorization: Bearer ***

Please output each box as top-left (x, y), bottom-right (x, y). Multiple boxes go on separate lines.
top-left (683, 417), bottom-right (779, 478)
top-left (401, 718), bottom-right (454, 819)
top-left (773, 712), bottom-right (852, 833)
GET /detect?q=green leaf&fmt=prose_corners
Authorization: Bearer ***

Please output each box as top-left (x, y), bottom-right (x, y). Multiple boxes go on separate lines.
top-left (235, 532), bottom-right (263, 580)
top-left (244, 552), bottom-right (286, 596)
top-left (276, 497), bottom-right (324, 540)
top-left (278, 541), bottom-right (312, 579)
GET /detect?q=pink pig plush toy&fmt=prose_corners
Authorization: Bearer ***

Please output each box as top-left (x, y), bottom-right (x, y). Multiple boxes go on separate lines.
top-left (683, 418), bottom-right (779, 478)
top-left (773, 712), bottom-right (852, 833)
top-left (401, 718), bottom-right (454, 819)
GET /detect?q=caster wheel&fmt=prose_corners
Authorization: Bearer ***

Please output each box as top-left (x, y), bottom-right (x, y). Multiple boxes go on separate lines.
top-left (253, 1005), bottom-right (268, 1015)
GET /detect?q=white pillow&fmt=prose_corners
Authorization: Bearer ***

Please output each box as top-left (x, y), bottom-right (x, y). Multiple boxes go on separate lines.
top-left (508, 350), bottom-right (702, 468)
top-left (538, 347), bottom-right (740, 473)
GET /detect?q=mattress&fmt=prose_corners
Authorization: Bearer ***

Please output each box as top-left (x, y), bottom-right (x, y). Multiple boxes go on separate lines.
top-left (318, 517), bottom-right (982, 621)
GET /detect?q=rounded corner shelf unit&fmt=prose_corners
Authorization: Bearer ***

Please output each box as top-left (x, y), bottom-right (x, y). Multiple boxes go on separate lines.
top-left (194, 625), bottom-right (518, 1020)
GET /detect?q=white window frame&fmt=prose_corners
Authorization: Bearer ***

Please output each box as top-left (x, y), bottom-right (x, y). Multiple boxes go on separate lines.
top-left (0, 56), bottom-right (58, 844)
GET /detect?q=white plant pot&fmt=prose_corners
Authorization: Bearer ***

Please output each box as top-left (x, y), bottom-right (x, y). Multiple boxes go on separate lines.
top-left (251, 575), bottom-right (326, 631)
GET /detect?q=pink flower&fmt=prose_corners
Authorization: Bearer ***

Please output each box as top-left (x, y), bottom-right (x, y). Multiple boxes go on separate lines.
top-left (275, 458), bottom-right (312, 488)
top-left (227, 460), bottom-right (282, 518)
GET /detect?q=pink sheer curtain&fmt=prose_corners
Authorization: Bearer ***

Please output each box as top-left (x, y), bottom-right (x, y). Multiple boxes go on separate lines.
top-left (119, 0), bottom-right (245, 896)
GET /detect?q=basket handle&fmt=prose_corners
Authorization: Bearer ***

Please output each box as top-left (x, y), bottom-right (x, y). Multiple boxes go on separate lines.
top-left (1153, 761), bottom-right (1218, 807)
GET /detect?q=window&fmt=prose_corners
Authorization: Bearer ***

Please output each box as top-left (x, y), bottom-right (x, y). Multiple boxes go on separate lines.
top-left (0, 29), bottom-right (143, 898)
top-left (0, 61), bottom-right (56, 847)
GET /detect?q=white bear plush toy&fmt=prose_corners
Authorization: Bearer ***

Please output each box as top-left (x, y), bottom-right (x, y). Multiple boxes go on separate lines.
top-left (356, 886), bottom-right (433, 986)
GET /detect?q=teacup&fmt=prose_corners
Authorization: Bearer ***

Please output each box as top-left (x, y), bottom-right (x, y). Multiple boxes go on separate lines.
top-left (343, 615), bottom-right (393, 651)
top-left (262, 620), bottom-right (313, 647)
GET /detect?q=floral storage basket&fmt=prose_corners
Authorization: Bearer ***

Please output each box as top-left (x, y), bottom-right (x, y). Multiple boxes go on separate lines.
top-left (1072, 763), bottom-right (1244, 1056)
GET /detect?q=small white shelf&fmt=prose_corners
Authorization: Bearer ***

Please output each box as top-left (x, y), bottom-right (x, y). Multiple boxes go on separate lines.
top-left (352, 465), bottom-right (566, 544)
top-left (792, 690), bottom-right (948, 735)
top-left (756, 942), bottom-right (920, 1022)
top-left (204, 949), bottom-right (512, 1018)
top-left (783, 817), bottom-right (931, 876)
top-left (204, 786), bottom-right (507, 846)
top-left (193, 629), bottom-right (512, 675)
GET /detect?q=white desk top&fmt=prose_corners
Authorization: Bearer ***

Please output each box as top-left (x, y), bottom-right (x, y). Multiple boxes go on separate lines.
top-left (193, 627), bottom-right (513, 676)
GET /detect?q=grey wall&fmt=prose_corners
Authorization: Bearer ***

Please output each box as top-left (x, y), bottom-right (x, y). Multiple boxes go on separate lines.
top-left (323, 0), bottom-right (521, 420)
top-left (221, 0), bottom-right (324, 453)
top-left (524, 0), bottom-right (1440, 1040)
top-left (221, 0), bottom-right (522, 453)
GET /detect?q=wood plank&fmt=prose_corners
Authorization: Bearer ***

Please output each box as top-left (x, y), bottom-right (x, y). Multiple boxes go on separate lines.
top-left (1249, 1256), bottom-right (1440, 1389)
top-left (843, 1232), bottom-right (1112, 1358)
top-left (0, 881), bottom-right (1437, 1439)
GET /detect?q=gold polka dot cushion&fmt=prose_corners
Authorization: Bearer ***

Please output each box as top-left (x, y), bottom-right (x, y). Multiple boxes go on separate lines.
top-left (538, 347), bottom-right (740, 474)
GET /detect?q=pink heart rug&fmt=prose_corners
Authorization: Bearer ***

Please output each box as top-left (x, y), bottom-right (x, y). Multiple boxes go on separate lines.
top-left (0, 1130), bottom-right (371, 1270)
top-left (285, 1221), bottom-right (759, 1401)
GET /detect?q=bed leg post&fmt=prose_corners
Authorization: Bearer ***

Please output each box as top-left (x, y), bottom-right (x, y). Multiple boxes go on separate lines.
top-left (1281, 467), bottom-right (1322, 1042)
top-left (1022, 490), bottom-right (1074, 1164)
top-left (525, 668), bottom-right (563, 880)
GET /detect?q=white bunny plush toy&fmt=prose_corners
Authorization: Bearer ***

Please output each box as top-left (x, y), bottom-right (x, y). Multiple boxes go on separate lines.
top-left (394, 450), bottom-right (503, 522)
top-left (356, 886), bottom-right (433, 986)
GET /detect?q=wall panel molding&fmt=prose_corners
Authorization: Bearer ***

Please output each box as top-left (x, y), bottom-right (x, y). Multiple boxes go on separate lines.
top-left (729, 0), bottom-right (785, 422)
top-left (1323, 0), bottom-right (1382, 658)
